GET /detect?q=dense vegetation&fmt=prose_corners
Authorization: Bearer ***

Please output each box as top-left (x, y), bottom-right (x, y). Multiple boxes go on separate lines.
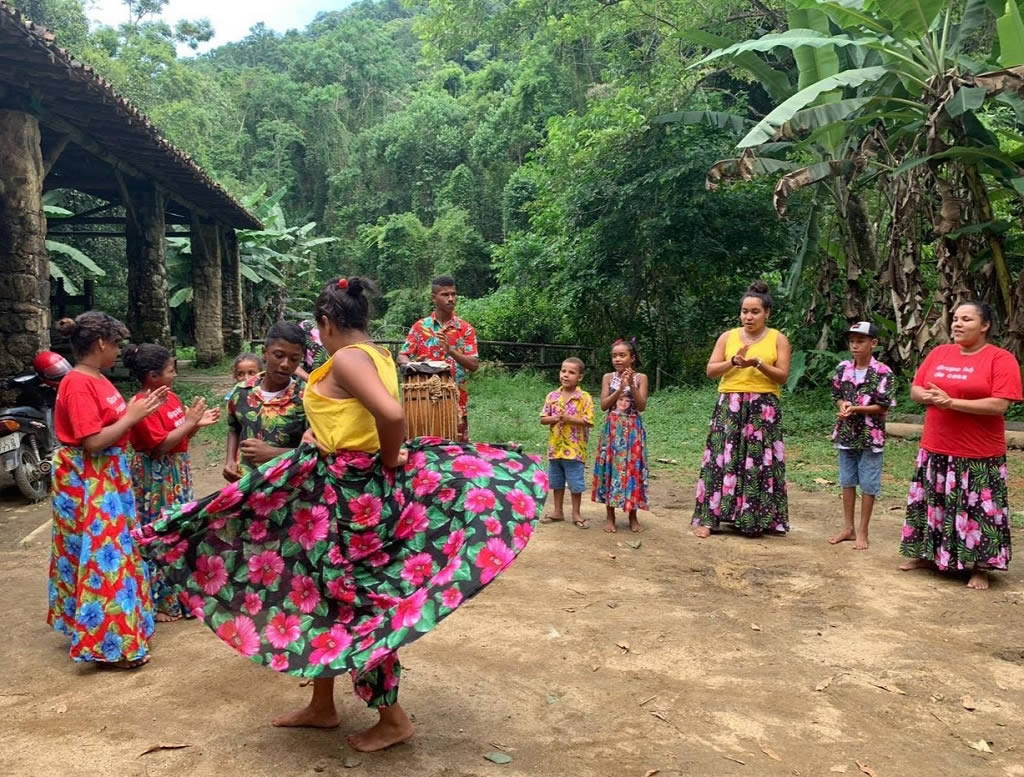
top-left (16, 0), bottom-right (1024, 387)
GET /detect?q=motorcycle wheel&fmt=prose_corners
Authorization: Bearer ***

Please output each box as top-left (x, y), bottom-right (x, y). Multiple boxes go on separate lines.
top-left (14, 439), bottom-right (48, 503)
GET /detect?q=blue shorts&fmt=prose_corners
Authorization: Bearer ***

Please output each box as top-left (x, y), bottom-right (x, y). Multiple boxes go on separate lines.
top-left (838, 449), bottom-right (883, 496)
top-left (549, 459), bottom-right (585, 494)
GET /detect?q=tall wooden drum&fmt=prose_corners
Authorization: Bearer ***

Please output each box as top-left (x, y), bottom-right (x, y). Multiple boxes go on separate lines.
top-left (402, 361), bottom-right (459, 441)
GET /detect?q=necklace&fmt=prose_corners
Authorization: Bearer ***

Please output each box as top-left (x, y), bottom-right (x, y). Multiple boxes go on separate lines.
top-left (740, 328), bottom-right (768, 346)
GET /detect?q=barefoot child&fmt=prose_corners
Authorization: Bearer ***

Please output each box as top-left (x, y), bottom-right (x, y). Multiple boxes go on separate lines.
top-left (125, 344), bottom-right (220, 621)
top-left (593, 339), bottom-right (649, 533)
top-left (828, 322), bottom-right (895, 550)
top-left (135, 276), bottom-right (546, 751)
top-left (226, 352), bottom-right (262, 401)
top-left (540, 358), bottom-right (594, 528)
top-left (223, 324), bottom-right (306, 482)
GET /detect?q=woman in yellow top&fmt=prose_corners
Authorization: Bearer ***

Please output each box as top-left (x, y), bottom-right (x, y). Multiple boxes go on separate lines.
top-left (136, 277), bottom-right (547, 752)
top-left (692, 281), bottom-right (792, 538)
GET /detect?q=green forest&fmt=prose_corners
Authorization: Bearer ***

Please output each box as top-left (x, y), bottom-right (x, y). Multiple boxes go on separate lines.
top-left (15, 0), bottom-right (1024, 385)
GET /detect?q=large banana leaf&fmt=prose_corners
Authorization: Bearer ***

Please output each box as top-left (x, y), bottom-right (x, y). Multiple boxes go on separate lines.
top-left (773, 160), bottom-right (854, 216)
top-left (783, 190), bottom-right (823, 294)
top-left (45, 240), bottom-right (107, 277)
top-left (49, 261), bottom-right (79, 295)
top-left (787, 0), bottom-right (891, 35)
top-left (787, 96), bottom-right (875, 132)
top-left (738, 66), bottom-right (890, 148)
top-left (945, 86), bottom-right (988, 117)
top-left (873, 0), bottom-right (945, 37)
top-left (997, 0), bottom-right (1024, 67)
top-left (692, 29), bottom-right (865, 69)
top-left (650, 110), bottom-right (753, 132)
top-left (679, 28), bottom-right (794, 102)
top-left (788, 10), bottom-right (841, 89)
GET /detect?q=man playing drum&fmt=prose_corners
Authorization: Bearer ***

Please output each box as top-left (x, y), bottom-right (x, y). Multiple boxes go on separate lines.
top-left (398, 275), bottom-right (479, 442)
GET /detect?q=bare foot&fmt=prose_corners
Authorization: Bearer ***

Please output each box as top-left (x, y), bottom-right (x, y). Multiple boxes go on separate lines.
top-left (272, 704), bottom-right (341, 729)
top-left (853, 533), bottom-right (869, 551)
top-left (967, 569), bottom-right (990, 590)
top-left (693, 526), bottom-right (711, 538)
top-left (828, 528), bottom-right (855, 545)
top-left (898, 558), bottom-right (933, 572)
top-left (347, 709), bottom-right (414, 752)
top-left (155, 611), bottom-right (183, 623)
top-left (107, 655), bottom-right (150, 670)
top-left (603, 517), bottom-right (616, 533)
top-left (628, 515), bottom-right (642, 533)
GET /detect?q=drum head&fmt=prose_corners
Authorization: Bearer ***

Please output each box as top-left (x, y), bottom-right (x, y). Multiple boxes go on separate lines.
top-left (402, 360), bottom-right (451, 376)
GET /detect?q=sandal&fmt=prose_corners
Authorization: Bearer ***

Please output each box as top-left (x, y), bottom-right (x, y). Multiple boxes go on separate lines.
top-left (101, 655), bottom-right (151, 671)
top-left (574, 518), bottom-right (590, 529)
top-left (540, 515), bottom-right (566, 524)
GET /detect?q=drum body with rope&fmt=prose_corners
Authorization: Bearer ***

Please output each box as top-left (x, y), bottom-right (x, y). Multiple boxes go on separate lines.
top-left (401, 361), bottom-right (459, 440)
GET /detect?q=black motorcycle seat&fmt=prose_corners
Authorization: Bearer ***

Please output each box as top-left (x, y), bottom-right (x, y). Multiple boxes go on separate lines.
top-left (0, 406), bottom-right (45, 421)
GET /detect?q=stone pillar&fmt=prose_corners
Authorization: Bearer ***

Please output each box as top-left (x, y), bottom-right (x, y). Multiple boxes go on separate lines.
top-left (125, 185), bottom-right (171, 345)
top-left (0, 110), bottom-right (48, 376)
top-left (220, 227), bottom-right (245, 353)
top-left (190, 218), bottom-right (223, 366)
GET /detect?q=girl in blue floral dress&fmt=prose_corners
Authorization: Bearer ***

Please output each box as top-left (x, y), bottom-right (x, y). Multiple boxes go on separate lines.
top-left (136, 277), bottom-right (547, 751)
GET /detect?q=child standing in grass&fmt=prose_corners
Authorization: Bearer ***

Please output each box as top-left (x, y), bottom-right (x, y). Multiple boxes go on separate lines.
top-left (540, 357), bottom-right (594, 528)
top-left (593, 338), bottom-right (649, 533)
top-left (828, 322), bottom-right (895, 550)
top-left (125, 344), bottom-right (220, 621)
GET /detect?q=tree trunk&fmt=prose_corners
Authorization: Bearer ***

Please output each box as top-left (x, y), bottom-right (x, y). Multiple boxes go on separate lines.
top-left (883, 172), bottom-right (930, 372)
top-left (190, 218), bottom-right (223, 366)
top-left (125, 185), bottom-right (171, 345)
top-left (0, 110), bottom-right (48, 377)
top-left (220, 227), bottom-right (244, 353)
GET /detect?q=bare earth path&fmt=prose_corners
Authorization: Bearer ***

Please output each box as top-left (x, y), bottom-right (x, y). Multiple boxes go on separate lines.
top-left (2, 466), bottom-right (1023, 777)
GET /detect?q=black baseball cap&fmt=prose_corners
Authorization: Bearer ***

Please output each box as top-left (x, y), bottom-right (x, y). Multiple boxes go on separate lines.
top-left (845, 321), bottom-right (879, 338)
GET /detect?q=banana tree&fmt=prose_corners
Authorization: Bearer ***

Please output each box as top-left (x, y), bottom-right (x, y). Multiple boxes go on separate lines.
top-left (682, 0), bottom-right (1024, 367)
top-left (42, 195), bottom-right (107, 295)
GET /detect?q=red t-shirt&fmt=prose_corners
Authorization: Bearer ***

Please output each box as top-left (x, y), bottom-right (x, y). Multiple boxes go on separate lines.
top-left (914, 344), bottom-right (1022, 458)
top-left (131, 391), bottom-right (188, 454)
top-left (54, 370), bottom-right (129, 448)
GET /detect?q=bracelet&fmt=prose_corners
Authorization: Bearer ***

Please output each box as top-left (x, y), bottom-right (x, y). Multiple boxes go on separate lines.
top-left (755, 358), bottom-right (763, 369)
top-left (730, 356), bottom-right (740, 367)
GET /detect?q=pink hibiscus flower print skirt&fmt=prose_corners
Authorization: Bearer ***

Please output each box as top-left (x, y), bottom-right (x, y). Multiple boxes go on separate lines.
top-left (134, 438), bottom-right (546, 677)
top-left (900, 449), bottom-right (1012, 571)
top-left (692, 392), bottom-right (789, 535)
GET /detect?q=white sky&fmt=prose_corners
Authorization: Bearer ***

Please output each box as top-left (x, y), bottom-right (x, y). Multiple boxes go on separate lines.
top-left (86, 0), bottom-right (356, 52)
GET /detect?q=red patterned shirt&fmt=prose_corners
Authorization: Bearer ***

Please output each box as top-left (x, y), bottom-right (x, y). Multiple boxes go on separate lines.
top-left (400, 314), bottom-right (478, 413)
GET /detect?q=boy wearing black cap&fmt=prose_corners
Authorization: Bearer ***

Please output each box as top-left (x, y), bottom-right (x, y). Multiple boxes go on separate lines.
top-left (827, 322), bottom-right (896, 550)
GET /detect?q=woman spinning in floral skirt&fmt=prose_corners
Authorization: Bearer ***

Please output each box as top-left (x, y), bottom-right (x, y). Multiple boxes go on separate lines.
top-left (136, 276), bottom-right (547, 751)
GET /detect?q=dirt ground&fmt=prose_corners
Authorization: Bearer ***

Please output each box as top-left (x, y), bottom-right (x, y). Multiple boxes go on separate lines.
top-left (2, 463), bottom-right (1024, 777)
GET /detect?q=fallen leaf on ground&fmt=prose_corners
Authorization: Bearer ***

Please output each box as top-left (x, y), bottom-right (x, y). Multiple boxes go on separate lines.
top-left (591, 665), bottom-right (600, 672)
top-left (606, 601), bottom-right (618, 609)
top-left (626, 540), bottom-right (642, 550)
top-left (545, 693), bottom-right (560, 705)
top-left (967, 740), bottom-right (992, 753)
top-left (343, 756), bottom-right (362, 768)
top-left (816, 675), bottom-right (838, 692)
top-left (759, 742), bottom-right (782, 762)
top-left (139, 743), bottom-right (191, 757)
top-left (996, 681), bottom-right (1008, 691)
top-left (643, 770), bottom-right (661, 777)
top-left (484, 751), bottom-right (513, 764)
top-left (961, 695), bottom-right (977, 711)
top-left (829, 766), bottom-right (848, 774)
top-left (751, 623), bottom-right (762, 632)
top-left (638, 694), bottom-right (658, 707)
top-left (722, 755), bottom-right (746, 765)
top-left (616, 641), bottom-right (630, 653)
top-left (649, 711), bottom-right (670, 723)
top-left (867, 680), bottom-right (907, 695)
top-left (855, 760), bottom-right (877, 777)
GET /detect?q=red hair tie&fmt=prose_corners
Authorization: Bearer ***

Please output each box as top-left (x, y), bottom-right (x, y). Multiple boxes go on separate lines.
top-left (337, 278), bottom-right (348, 289)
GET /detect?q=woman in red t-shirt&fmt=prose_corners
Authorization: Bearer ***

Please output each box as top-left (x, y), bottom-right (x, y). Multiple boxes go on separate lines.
top-left (125, 344), bottom-right (219, 621)
top-left (47, 313), bottom-right (167, 668)
top-left (899, 301), bottom-right (1023, 590)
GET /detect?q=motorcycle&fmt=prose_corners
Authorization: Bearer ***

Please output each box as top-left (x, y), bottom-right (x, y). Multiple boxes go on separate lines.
top-left (0, 351), bottom-right (70, 502)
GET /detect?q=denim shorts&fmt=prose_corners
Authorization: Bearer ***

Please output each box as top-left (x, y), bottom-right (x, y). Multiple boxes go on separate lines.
top-left (838, 449), bottom-right (883, 495)
top-left (549, 458), bottom-right (585, 493)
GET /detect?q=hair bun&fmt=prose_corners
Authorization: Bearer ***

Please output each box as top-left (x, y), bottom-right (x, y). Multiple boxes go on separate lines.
top-left (122, 344), bottom-right (140, 369)
top-left (748, 280), bottom-right (770, 294)
top-left (56, 317), bottom-right (77, 337)
top-left (346, 277), bottom-right (364, 297)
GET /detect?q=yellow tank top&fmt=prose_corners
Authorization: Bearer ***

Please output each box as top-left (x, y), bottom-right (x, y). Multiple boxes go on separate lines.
top-left (303, 344), bottom-right (399, 453)
top-left (718, 328), bottom-right (781, 396)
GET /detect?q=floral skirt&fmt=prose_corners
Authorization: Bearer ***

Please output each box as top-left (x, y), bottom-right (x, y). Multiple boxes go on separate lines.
top-left (132, 452), bottom-right (194, 618)
top-left (47, 446), bottom-right (154, 662)
top-left (591, 411), bottom-right (648, 511)
top-left (134, 438), bottom-right (547, 679)
top-left (899, 449), bottom-right (1012, 571)
top-left (692, 392), bottom-right (789, 535)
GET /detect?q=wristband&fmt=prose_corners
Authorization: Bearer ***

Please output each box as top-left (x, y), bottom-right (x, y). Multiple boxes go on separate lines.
top-left (730, 356), bottom-right (740, 367)
top-left (755, 358), bottom-right (763, 369)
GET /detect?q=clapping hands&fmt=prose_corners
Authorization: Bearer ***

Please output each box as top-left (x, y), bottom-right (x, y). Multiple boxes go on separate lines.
top-left (922, 382), bottom-right (953, 408)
